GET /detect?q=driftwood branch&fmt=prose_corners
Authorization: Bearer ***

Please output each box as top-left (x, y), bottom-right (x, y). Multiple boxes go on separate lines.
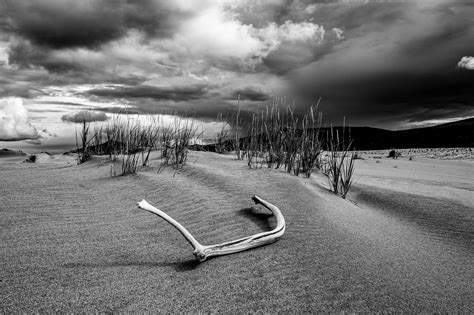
top-left (137, 195), bottom-right (285, 262)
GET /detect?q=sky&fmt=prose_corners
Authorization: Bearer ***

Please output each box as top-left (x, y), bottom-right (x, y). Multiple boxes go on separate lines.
top-left (0, 0), bottom-right (473, 151)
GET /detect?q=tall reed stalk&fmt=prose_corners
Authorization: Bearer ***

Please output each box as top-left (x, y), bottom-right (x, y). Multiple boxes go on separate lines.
top-left (232, 95), bottom-right (244, 160)
top-left (75, 120), bottom-right (92, 164)
top-left (215, 113), bottom-right (230, 154)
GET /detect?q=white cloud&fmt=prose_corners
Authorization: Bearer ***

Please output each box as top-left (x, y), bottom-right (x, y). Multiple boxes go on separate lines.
top-left (159, 3), bottom-right (327, 68)
top-left (257, 20), bottom-right (326, 51)
top-left (0, 98), bottom-right (39, 141)
top-left (169, 6), bottom-right (263, 60)
top-left (304, 4), bottom-right (318, 14)
top-left (457, 56), bottom-right (474, 70)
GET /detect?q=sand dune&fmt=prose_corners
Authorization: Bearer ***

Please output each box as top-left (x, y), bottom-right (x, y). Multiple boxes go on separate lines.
top-left (1, 151), bottom-right (472, 312)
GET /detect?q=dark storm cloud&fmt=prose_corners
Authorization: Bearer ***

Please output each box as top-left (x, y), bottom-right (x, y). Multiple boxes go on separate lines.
top-left (287, 1), bottom-right (474, 128)
top-left (87, 84), bottom-right (213, 102)
top-left (1, 0), bottom-right (189, 49)
top-left (261, 42), bottom-right (331, 75)
top-left (0, 67), bottom-right (48, 98)
top-left (8, 40), bottom-right (81, 72)
top-left (228, 88), bottom-right (270, 102)
top-left (121, 97), bottom-right (257, 122)
top-left (0, 80), bottom-right (38, 98)
top-left (91, 97), bottom-right (235, 120)
top-left (297, 70), bottom-right (474, 124)
top-left (4, 39), bottom-right (147, 91)
top-left (5, 22), bottom-right (146, 85)
top-left (3, 1), bottom-right (123, 49)
top-left (293, 64), bottom-right (474, 127)
top-left (94, 107), bottom-right (140, 115)
top-left (1, 0), bottom-right (472, 129)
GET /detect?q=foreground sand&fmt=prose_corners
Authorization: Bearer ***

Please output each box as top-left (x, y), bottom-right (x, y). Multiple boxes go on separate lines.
top-left (1, 152), bottom-right (473, 312)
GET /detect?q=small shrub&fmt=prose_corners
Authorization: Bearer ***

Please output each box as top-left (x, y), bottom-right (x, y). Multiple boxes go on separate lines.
top-left (353, 151), bottom-right (363, 160)
top-left (24, 154), bottom-right (37, 163)
top-left (388, 149), bottom-right (401, 159)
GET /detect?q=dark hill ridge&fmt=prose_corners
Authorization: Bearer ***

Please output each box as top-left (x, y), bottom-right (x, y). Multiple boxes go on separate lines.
top-left (195, 118), bottom-right (473, 152)
top-left (281, 117), bottom-right (473, 150)
top-left (342, 117), bottom-right (474, 150)
top-left (293, 118), bottom-right (473, 150)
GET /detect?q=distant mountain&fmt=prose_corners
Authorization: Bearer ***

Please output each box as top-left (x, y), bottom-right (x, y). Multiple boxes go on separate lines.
top-left (323, 118), bottom-right (474, 150)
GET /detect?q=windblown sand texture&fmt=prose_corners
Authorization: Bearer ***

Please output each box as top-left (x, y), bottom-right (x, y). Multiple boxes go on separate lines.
top-left (1, 151), bottom-right (473, 312)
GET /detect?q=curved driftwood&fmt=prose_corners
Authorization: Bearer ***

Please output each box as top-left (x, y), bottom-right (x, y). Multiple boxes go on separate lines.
top-left (137, 195), bottom-right (285, 262)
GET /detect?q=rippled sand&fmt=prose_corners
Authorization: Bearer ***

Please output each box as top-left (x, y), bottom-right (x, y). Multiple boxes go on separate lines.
top-left (1, 151), bottom-right (472, 312)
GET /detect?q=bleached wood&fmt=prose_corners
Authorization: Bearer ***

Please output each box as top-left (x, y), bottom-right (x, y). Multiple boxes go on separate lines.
top-left (137, 195), bottom-right (285, 262)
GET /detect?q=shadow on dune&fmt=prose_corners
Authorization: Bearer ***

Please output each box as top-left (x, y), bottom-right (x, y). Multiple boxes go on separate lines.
top-left (350, 185), bottom-right (474, 250)
top-left (62, 259), bottom-right (201, 272)
top-left (236, 207), bottom-right (274, 231)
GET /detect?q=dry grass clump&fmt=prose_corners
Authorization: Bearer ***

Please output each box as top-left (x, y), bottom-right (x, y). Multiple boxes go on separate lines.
top-left (77, 114), bottom-right (200, 176)
top-left (88, 115), bottom-right (160, 176)
top-left (24, 154), bottom-right (37, 163)
top-left (322, 128), bottom-right (356, 199)
top-left (158, 116), bottom-right (202, 171)
top-left (241, 99), bottom-right (322, 178)
top-left (234, 97), bottom-right (356, 198)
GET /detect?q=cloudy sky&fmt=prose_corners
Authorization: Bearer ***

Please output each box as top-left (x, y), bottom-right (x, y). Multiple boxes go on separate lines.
top-left (0, 0), bottom-right (473, 149)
